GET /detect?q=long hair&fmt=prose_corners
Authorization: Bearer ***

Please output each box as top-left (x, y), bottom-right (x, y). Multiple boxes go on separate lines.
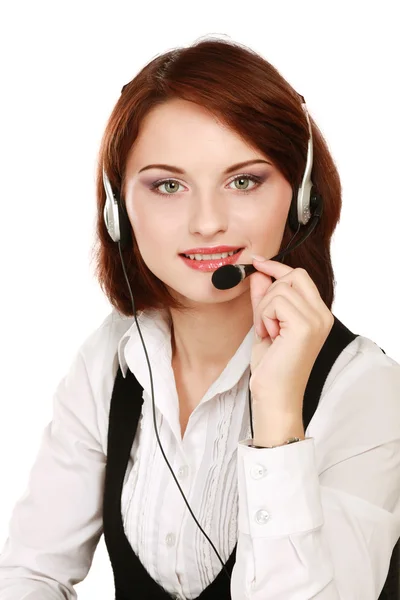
top-left (91, 36), bottom-right (342, 316)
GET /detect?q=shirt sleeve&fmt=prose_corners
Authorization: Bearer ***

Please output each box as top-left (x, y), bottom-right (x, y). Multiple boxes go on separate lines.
top-left (0, 349), bottom-right (107, 600)
top-left (231, 363), bottom-right (400, 600)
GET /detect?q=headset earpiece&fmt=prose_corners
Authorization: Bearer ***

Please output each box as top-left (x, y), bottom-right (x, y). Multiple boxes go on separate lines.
top-left (103, 169), bottom-right (132, 251)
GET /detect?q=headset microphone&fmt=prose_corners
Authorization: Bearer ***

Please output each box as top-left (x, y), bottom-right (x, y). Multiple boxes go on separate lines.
top-left (102, 97), bottom-right (323, 584)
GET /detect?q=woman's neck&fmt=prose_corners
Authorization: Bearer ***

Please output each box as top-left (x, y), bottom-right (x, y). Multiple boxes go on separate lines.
top-left (169, 295), bottom-right (254, 374)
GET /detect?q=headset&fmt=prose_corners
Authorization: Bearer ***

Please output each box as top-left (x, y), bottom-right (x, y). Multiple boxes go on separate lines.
top-left (102, 95), bottom-right (323, 582)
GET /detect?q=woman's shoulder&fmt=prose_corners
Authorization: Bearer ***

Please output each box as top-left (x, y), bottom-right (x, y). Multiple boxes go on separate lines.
top-left (311, 331), bottom-right (400, 448)
top-left (79, 308), bottom-right (135, 362)
top-left (323, 332), bottom-right (400, 395)
top-left (74, 308), bottom-right (136, 443)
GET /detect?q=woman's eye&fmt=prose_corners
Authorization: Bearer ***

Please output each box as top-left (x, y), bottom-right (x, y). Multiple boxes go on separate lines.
top-left (227, 175), bottom-right (260, 192)
top-left (150, 174), bottom-right (262, 195)
top-left (151, 180), bottom-right (185, 194)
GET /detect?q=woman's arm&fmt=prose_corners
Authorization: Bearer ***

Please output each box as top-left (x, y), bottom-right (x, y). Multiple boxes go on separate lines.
top-left (232, 362), bottom-right (400, 599)
top-left (0, 349), bottom-right (106, 600)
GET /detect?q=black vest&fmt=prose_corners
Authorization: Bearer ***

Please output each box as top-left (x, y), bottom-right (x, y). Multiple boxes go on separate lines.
top-left (102, 315), bottom-right (398, 599)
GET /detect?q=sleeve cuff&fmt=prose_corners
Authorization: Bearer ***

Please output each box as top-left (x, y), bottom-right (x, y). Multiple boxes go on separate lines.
top-left (237, 437), bottom-right (324, 537)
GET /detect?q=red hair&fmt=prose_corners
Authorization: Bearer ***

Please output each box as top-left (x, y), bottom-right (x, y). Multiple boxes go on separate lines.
top-left (91, 36), bottom-right (341, 316)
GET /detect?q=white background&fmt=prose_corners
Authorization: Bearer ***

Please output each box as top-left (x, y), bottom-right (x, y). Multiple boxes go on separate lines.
top-left (0, 1), bottom-right (399, 598)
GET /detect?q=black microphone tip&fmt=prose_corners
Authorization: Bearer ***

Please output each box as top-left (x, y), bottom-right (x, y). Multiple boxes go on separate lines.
top-left (211, 264), bottom-right (245, 290)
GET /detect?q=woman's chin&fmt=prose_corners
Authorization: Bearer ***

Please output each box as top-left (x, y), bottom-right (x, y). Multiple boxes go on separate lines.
top-left (165, 279), bottom-right (250, 306)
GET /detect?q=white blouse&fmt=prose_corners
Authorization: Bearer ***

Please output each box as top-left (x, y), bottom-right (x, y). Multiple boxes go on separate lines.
top-left (0, 307), bottom-right (399, 599)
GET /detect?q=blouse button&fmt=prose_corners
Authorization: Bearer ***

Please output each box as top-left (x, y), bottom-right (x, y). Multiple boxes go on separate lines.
top-left (165, 533), bottom-right (176, 546)
top-left (255, 509), bottom-right (270, 524)
top-left (177, 465), bottom-right (189, 479)
top-left (250, 464), bottom-right (267, 479)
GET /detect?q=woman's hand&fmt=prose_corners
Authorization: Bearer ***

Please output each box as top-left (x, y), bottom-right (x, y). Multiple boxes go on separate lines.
top-left (249, 256), bottom-right (334, 416)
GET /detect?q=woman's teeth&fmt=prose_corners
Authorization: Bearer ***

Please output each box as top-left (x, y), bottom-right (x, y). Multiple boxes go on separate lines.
top-left (183, 249), bottom-right (240, 261)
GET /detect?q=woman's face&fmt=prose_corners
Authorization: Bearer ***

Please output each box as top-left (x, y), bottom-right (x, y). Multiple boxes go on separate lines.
top-left (123, 98), bottom-right (293, 306)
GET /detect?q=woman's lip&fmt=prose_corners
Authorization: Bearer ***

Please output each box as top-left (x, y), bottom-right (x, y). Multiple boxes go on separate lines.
top-left (180, 246), bottom-right (243, 254)
top-left (179, 248), bottom-right (244, 272)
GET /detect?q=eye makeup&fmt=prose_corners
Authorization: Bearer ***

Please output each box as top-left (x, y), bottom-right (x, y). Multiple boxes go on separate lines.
top-left (147, 173), bottom-right (268, 197)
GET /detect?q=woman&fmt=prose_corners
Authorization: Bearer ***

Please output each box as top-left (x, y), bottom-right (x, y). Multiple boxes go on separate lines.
top-left (0, 37), bottom-right (399, 600)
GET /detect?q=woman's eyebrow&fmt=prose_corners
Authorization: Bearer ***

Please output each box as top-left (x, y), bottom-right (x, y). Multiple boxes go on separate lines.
top-left (138, 159), bottom-right (272, 175)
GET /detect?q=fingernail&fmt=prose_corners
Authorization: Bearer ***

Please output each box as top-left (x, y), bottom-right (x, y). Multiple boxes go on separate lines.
top-left (251, 254), bottom-right (267, 262)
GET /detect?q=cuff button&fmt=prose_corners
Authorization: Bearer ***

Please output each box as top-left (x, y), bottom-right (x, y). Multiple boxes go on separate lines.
top-left (255, 509), bottom-right (270, 524)
top-left (250, 464), bottom-right (267, 479)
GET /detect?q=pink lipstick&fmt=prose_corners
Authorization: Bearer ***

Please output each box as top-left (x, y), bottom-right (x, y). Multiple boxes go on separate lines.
top-left (179, 248), bottom-right (244, 272)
